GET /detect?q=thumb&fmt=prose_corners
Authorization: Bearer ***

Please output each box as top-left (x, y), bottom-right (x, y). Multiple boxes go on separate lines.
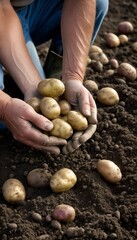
top-left (27, 108), bottom-right (53, 131)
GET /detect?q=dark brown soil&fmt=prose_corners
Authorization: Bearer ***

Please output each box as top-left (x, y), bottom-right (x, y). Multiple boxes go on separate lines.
top-left (0, 1), bottom-right (137, 239)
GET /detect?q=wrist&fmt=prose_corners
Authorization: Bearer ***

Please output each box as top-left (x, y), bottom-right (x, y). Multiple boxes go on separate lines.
top-left (0, 90), bottom-right (12, 120)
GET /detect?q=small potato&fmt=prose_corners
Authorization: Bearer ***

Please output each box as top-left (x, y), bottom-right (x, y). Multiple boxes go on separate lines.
top-left (59, 100), bottom-right (71, 115)
top-left (67, 111), bottom-right (88, 131)
top-left (97, 87), bottom-right (119, 106)
top-left (27, 168), bottom-right (52, 188)
top-left (119, 34), bottom-right (128, 45)
top-left (40, 97), bottom-right (61, 120)
top-left (26, 97), bottom-right (41, 112)
top-left (50, 118), bottom-right (73, 139)
top-left (90, 52), bottom-right (109, 65)
top-left (132, 42), bottom-right (137, 52)
top-left (109, 59), bottom-right (119, 69)
top-left (118, 21), bottom-right (134, 34)
top-left (105, 33), bottom-right (120, 47)
top-left (96, 159), bottom-right (122, 183)
top-left (50, 168), bottom-right (77, 192)
top-left (2, 178), bottom-right (26, 203)
top-left (90, 60), bottom-right (103, 72)
top-left (89, 45), bottom-right (103, 55)
top-left (52, 204), bottom-right (76, 222)
top-left (83, 80), bottom-right (98, 93)
top-left (117, 62), bottom-right (137, 81)
top-left (37, 78), bottom-right (65, 98)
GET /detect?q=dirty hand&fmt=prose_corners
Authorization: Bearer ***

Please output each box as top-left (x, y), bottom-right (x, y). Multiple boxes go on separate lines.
top-left (62, 80), bottom-right (97, 154)
top-left (2, 98), bottom-right (66, 155)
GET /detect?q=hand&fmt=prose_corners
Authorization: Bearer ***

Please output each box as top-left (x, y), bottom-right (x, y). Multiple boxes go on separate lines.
top-left (2, 98), bottom-right (66, 155)
top-left (62, 80), bottom-right (97, 154)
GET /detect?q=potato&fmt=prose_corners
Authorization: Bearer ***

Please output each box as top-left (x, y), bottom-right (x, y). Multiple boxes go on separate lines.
top-left (67, 110), bottom-right (88, 131)
top-left (90, 60), bottom-right (103, 72)
top-left (105, 33), bottom-right (120, 47)
top-left (132, 42), bottom-right (137, 52)
top-left (50, 168), bottom-right (77, 192)
top-left (2, 178), bottom-right (26, 203)
top-left (26, 97), bottom-right (41, 112)
top-left (37, 78), bottom-right (65, 98)
top-left (97, 87), bottom-right (119, 106)
top-left (90, 52), bottom-right (109, 65)
top-left (89, 45), bottom-right (103, 55)
top-left (117, 62), bottom-right (137, 81)
top-left (52, 204), bottom-right (76, 222)
top-left (96, 159), bottom-right (122, 183)
top-left (27, 168), bottom-right (52, 188)
top-left (50, 118), bottom-right (73, 139)
top-left (109, 59), bottom-right (119, 69)
top-left (40, 97), bottom-right (61, 120)
top-left (118, 21), bottom-right (134, 34)
top-left (58, 100), bottom-right (71, 115)
top-left (83, 80), bottom-right (98, 93)
top-left (119, 34), bottom-right (128, 45)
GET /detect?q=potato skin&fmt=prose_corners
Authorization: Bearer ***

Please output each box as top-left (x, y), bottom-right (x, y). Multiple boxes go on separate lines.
top-left (2, 178), bottom-right (26, 203)
top-left (117, 63), bottom-right (137, 81)
top-left (59, 100), bottom-right (71, 115)
top-left (52, 204), bottom-right (76, 222)
top-left (67, 111), bottom-right (88, 131)
top-left (97, 87), bottom-right (119, 106)
top-left (37, 78), bottom-right (65, 98)
top-left (26, 97), bottom-right (41, 112)
top-left (40, 97), bottom-right (61, 120)
top-left (50, 118), bottom-right (73, 139)
top-left (96, 159), bottom-right (122, 183)
top-left (50, 168), bottom-right (77, 192)
top-left (27, 168), bottom-right (52, 188)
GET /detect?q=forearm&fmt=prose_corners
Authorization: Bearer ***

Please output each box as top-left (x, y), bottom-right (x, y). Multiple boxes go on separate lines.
top-left (0, 1), bottom-right (42, 96)
top-left (61, 0), bottom-right (96, 82)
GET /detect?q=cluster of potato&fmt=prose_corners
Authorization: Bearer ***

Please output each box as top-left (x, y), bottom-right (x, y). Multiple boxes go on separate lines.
top-left (27, 78), bottom-right (88, 140)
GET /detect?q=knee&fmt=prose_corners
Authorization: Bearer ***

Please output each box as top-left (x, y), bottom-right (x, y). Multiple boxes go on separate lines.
top-left (96, 0), bottom-right (109, 16)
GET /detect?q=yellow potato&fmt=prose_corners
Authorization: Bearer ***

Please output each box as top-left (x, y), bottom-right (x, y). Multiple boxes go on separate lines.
top-left (117, 62), bottom-right (137, 81)
top-left (119, 34), bottom-right (128, 45)
top-left (83, 80), bottom-right (98, 93)
top-left (96, 159), bottom-right (122, 183)
top-left (67, 111), bottom-right (88, 131)
top-left (50, 168), bottom-right (77, 192)
top-left (26, 97), bottom-right (41, 112)
top-left (2, 178), bottom-right (26, 203)
top-left (105, 33), bottom-right (120, 47)
top-left (40, 97), bottom-right (61, 120)
top-left (50, 118), bottom-right (73, 139)
top-left (37, 78), bottom-right (65, 98)
top-left (97, 87), bottom-right (119, 106)
top-left (59, 100), bottom-right (71, 115)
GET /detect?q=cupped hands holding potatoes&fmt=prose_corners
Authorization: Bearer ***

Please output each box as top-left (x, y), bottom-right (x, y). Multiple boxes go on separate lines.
top-left (26, 78), bottom-right (97, 154)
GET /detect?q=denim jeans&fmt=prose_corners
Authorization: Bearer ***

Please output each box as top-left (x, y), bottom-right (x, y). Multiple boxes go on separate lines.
top-left (0, 0), bottom-right (109, 90)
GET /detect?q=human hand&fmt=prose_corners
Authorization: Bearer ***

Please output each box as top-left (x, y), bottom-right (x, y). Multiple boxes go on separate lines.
top-left (2, 98), bottom-right (66, 155)
top-left (62, 80), bottom-right (97, 154)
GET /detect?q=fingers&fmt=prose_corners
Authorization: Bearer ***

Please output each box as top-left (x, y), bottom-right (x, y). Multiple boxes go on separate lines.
top-left (78, 90), bottom-right (91, 116)
top-left (79, 124), bottom-right (97, 143)
top-left (26, 107), bottom-right (53, 131)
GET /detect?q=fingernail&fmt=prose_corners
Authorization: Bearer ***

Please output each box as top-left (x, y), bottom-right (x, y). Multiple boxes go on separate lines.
top-left (84, 109), bottom-right (91, 116)
top-left (45, 122), bottom-right (53, 131)
top-left (89, 108), bottom-right (97, 124)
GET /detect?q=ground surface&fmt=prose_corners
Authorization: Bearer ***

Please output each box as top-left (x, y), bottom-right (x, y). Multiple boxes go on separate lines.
top-left (0, 1), bottom-right (137, 239)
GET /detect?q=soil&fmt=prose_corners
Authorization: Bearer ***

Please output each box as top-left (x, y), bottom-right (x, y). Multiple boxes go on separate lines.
top-left (0, 0), bottom-right (137, 239)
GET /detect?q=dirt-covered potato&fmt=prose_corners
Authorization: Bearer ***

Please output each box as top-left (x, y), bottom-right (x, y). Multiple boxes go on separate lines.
top-left (27, 168), bottom-right (52, 188)
top-left (67, 110), bottom-right (88, 131)
top-left (132, 42), bottom-right (137, 52)
top-left (26, 97), bottom-right (41, 112)
top-left (83, 80), bottom-right (98, 93)
top-left (96, 159), bottom-right (122, 183)
top-left (52, 204), bottom-right (76, 222)
top-left (118, 21), bottom-right (134, 34)
top-left (58, 100), bottom-right (71, 115)
top-left (50, 118), bottom-right (73, 139)
top-left (105, 33), bottom-right (120, 47)
top-left (117, 62), bottom-right (137, 81)
top-left (37, 78), bottom-right (65, 98)
top-left (50, 168), bottom-right (77, 192)
top-left (40, 97), bottom-right (61, 120)
top-left (89, 45), bottom-right (103, 55)
top-left (97, 87), bottom-right (119, 106)
top-left (2, 178), bottom-right (26, 203)
top-left (109, 59), bottom-right (119, 69)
